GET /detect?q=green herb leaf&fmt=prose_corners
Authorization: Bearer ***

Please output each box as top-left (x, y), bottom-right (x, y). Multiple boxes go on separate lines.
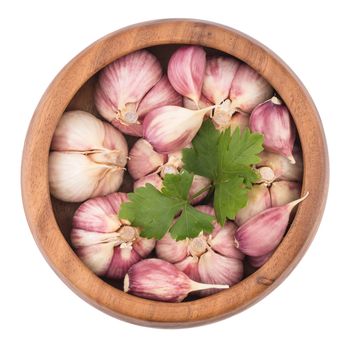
top-left (119, 170), bottom-right (214, 240)
top-left (183, 121), bottom-right (263, 225)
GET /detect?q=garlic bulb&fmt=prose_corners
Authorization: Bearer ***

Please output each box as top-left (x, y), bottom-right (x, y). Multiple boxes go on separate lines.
top-left (71, 193), bottom-right (155, 279)
top-left (258, 149), bottom-right (303, 181)
top-left (49, 110), bottom-right (128, 202)
top-left (250, 97), bottom-right (296, 163)
top-left (255, 166), bottom-right (276, 184)
top-left (229, 63), bottom-right (274, 113)
top-left (95, 50), bottom-right (182, 136)
top-left (124, 259), bottom-right (229, 302)
top-left (235, 192), bottom-right (309, 256)
top-left (143, 105), bottom-right (214, 154)
top-left (235, 184), bottom-right (271, 226)
top-left (168, 46), bottom-right (206, 106)
top-left (156, 205), bottom-right (244, 292)
top-left (270, 181), bottom-right (301, 207)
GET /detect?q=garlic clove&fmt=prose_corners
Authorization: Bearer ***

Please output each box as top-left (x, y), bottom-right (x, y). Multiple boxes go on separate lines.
top-left (128, 139), bottom-right (166, 180)
top-left (235, 192), bottom-right (309, 256)
top-left (229, 63), bottom-right (274, 113)
top-left (91, 167), bottom-right (125, 199)
top-left (183, 95), bottom-right (213, 116)
top-left (235, 184), bottom-right (272, 226)
top-left (124, 258), bottom-right (229, 302)
top-left (175, 256), bottom-right (201, 282)
top-left (134, 174), bottom-right (163, 191)
top-left (110, 119), bottom-right (144, 137)
top-left (137, 75), bottom-right (183, 117)
top-left (198, 249), bottom-right (244, 288)
top-left (228, 112), bottom-right (250, 133)
top-left (156, 232), bottom-right (189, 263)
top-left (202, 56), bottom-right (240, 105)
top-left (248, 251), bottom-right (273, 268)
top-left (189, 175), bottom-right (211, 204)
top-left (71, 229), bottom-right (121, 248)
top-left (270, 181), bottom-right (301, 207)
top-left (258, 149), bottom-right (303, 181)
top-left (106, 245), bottom-right (142, 279)
top-left (143, 105), bottom-right (214, 154)
top-left (51, 110), bottom-right (105, 151)
top-left (255, 166), bottom-right (276, 184)
top-left (95, 50), bottom-right (162, 133)
top-left (168, 46), bottom-right (206, 105)
top-left (72, 193), bottom-right (126, 232)
top-left (250, 97), bottom-right (296, 163)
top-left (132, 236), bottom-right (156, 258)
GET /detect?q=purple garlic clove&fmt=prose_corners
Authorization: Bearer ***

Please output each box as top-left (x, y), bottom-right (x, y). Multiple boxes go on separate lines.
top-left (270, 181), bottom-right (301, 207)
top-left (183, 94), bottom-right (213, 118)
top-left (235, 184), bottom-right (271, 226)
top-left (229, 63), bottom-right (274, 113)
top-left (189, 175), bottom-right (211, 204)
top-left (156, 232), bottom-right (189, 263)
top-left (175, 256), bottom-right (201, 282)
top-left (248, 251), bottom-right (274, 268)
top-left (168, 46), bottom-right (206, 106)
top-left (143, 105), bottom-right (214, 154)
top-left (202, 56), bottom-right (240, 105)
top-left (128, 139), bottom-right (166, 180)
top-left (133, 173), bottom-right (163, 191)
top-left (235, 192), bottom-right (309, 256)
top-left (250, 97), bottom-right (296, 163)
top-left (124, 259), bottom-right (229, 302)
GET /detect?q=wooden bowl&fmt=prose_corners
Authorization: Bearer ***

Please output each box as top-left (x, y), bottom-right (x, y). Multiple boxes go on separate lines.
top-left (21, 19), bottom-right (329, 327)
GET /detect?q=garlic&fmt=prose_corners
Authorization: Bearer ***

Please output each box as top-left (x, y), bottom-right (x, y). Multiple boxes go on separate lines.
top-left (95, 50), bottom-right (164, 136)
top-left (235, 192), bottom-right (309, 256)
top-left (202, 56), bottom-right (240, 105)
top-left (258, 149), bottom-right (303, 181)
top-left (229, 63), bottom-right (274, 113)
top-left (255, 166), bottom-right (276, 184)
top-left (270, 181), bottom-right (301, 207)
top-left (235, 184), bottom-right (271, 226)
top-left (168, 45), bottom-right (206, 106)
top-left (134, 173), bottom-right (163, 191)
top-left (228, 112), bottom-right (250, 133)
top-left (189, 175), bottom-right (212, 205)
top-left (71, 193), bottom-right (155, 279)
top-left (183, 95), bottom-right (213, 112)
top-left (248, 251), bottom-right (273, 268)
top-left (250, 97), bottom-right (296, 163)
top-left (156, 205), bottom-right (244, 290)
top-left (49, 111), bottom-right (128, 202)
top-left (128, 139), bottom-right (166, 180)
top-left (143, 105), bottom-right (215, 154)
top-left (124, 259), bottom-right (229, 302)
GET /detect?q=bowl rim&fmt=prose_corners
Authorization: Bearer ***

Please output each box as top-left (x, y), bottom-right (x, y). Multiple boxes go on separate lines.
top-left (21, 18), bottom-right (329, 328)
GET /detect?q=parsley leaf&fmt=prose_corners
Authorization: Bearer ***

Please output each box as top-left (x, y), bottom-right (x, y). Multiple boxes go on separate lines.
top-left (119, 170), bottom-right (214, 240)
top-left (183, 121), bottom-right (263, 225)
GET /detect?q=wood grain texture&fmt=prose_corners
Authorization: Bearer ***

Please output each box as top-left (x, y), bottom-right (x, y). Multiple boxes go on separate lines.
top-left (21, 19), bottom-right (329, 327)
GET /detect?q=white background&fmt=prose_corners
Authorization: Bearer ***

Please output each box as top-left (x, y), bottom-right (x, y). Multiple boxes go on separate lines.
top-left (1, 0), bottom-right (348, 349)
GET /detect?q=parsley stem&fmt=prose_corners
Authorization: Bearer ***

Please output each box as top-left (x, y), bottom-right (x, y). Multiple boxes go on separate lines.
top-left (189, 184), bottom-right (213, 201)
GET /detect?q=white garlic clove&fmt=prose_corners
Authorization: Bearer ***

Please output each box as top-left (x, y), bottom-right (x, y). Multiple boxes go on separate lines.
top-left (202, 56), bottom-right (240, 105)
top-left (132, 236), bottom-right (156, 258)
top-left (270, 181), bottom-right (301, 207)
top-left (175, 256), bottom-right (201, 282)
top-left (137, 75), bottom-right (183, 117)
top-left (250, 97), bottom-right (296, 163)
top-left (72, 193), bottom-right (126, 232)
top-left (235, 184), bottom-right (272, 226)
top-left (128, 139), bottom-right (166, 180)
top-left (134, 174), bottom-right (163, 191)
top-left (124, 259), bottom-right (229, 302)
top-left (198, 249), bottom-right (244, 289)
top-left (168, 46), bottom-right (206, 105)
top-left (143, 105), bottom-right (214, 154)
top-left (156, 232), bottom-right (189, 263)
top-left (189, 175), bottom-right (211, 204)
top-left (95, 50), bottom-right (162, 133)
top-left (230, 63), bottom-right (274, 113)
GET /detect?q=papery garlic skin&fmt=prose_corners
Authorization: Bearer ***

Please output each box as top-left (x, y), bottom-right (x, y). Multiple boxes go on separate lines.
top-left (49, 111), bottom-right (128, 202)
top-left (235, 184), bottom-right (271, 226)
top-left (230, 63), bottom-right (274, 113)
top-left (128, 139), bottom-right (166, 180)
top-left (258, 149), bottom-right (303, 181)
top-left (202, 56), bottom-right (240, 105)
top-left (270, 181), bottom-right (301, 207)
top-left (95, 50), bottom-right (163, 136)
top-left (168, 46), bottom-right (206, 105)
top-left (71, 193), bottom-right (155, 279)
top-left (250, 97), bottom-right (296, 163)
top-left (235, 193), bottom-right (309, 256)
top-left (124, 259), bottom-right (229, 302)
top-left (143, 105), bottom-right (214, 154)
